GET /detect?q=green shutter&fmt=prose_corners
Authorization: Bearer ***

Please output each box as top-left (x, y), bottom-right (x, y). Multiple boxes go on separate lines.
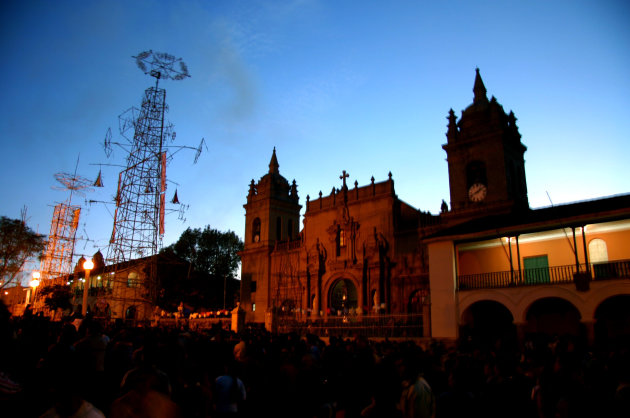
top-left (523, 255), bottom-right (550, 284)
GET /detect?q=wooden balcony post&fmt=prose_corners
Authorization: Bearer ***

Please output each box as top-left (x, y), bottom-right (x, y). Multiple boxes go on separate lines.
top-left (516, 235), bottom-right (522, 284)
top-left (581, 226), bottom-right (590, 275)
top-left (572, 227), bottom-right (580, 271)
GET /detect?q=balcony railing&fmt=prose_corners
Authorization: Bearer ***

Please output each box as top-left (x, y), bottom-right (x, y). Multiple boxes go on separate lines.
top-left (458, 259), bottom-right (630, 290)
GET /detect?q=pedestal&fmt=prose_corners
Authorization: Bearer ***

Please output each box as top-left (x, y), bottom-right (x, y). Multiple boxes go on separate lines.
top-left (231, 308), bottom-right (245, 334)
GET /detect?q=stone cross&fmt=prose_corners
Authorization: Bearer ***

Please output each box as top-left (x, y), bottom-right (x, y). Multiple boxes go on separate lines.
top-left (340, 170), bottom-right (349, 189)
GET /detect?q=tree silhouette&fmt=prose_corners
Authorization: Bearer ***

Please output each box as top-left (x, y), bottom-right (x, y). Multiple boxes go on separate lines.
top-left (0, 216), bottom-right (46, 289)
top-left (159, 226), bottom-right (243, 311)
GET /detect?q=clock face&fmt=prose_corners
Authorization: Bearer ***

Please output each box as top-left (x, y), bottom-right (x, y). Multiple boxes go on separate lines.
top-left (468, 183), bottom-right (487, 202)
top-left (254, 234), bottom-right (260, 243)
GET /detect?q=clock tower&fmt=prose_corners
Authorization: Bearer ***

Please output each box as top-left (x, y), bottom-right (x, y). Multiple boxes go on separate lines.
top-left (239, 148), bottom-right (301, 322)
top-left (442, 69), bottom-right (528, 217)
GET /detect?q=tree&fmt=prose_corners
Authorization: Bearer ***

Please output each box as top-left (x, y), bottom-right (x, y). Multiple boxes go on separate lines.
top-left (159, 226), bottom-right (243, 311)
top-left (0, 216), bottom-right (46, 289)
top-left (39, 284), bottom-right (72, 311)
top-left (164, 226), bottom-right (243, 280)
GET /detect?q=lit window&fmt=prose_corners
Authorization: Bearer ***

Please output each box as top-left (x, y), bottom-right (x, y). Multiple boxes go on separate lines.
top-left (589, 238), bottom-right (608, 263)
top-left (127, 271), bottom-right (139, 287)
top-left (252, 218), bottom-right (261, 243)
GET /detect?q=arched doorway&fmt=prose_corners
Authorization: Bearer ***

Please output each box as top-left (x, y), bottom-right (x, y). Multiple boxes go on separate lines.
top-left (461, 300), bottom-right (515, 350)
top-left (125, 305), bottom-right (137, 320)
top-left (329, 279), bottom-right (358, 315)
top-left (594, 295), bottom-right (630, 347)
top-left (525, 297), bottom-right (581, 337)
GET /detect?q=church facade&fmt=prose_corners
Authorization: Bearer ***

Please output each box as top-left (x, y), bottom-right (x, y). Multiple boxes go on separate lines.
top-left (239, 70), bottom-right (630, 342)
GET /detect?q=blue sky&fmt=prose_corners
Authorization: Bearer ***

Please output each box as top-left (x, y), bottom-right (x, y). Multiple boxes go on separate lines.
top-left (1, 0), bottom-right (629, 281)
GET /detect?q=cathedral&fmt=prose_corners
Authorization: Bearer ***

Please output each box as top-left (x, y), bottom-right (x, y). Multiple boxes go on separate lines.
top-left (239, 70), bottom-right (630, 343)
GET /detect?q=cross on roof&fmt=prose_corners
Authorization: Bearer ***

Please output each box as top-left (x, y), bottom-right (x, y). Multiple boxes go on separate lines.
top-left (340, 170), bottom-right (349, 189)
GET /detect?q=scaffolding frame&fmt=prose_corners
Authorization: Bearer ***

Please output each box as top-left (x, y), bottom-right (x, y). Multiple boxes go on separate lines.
top-left (105, 51), bottom-right (191, 321)
top-left (40, 202), bottom-right (81, 284)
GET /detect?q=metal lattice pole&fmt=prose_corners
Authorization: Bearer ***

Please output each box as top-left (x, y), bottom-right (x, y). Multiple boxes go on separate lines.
top-left (105, 51), bottom-right (190, 321)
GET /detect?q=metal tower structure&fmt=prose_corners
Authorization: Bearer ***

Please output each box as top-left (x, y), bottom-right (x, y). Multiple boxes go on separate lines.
top-left (105, 51), bottom-right (192, 320)
top-left (38, 162), bottom-right (94, 308)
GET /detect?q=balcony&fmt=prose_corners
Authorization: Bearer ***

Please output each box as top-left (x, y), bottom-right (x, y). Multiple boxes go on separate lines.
top-left (458, 259), bottom-right (630, 290)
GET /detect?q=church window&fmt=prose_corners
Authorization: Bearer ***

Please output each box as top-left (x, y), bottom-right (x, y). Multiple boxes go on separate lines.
top-left (288, 219), bottom-right (293, 240)
top-left (276, 217), bottom-right (282, 240)
top-left (252, 218), bottom-right (261, 243)
top-left (336, 226), bottom-right (345, 256)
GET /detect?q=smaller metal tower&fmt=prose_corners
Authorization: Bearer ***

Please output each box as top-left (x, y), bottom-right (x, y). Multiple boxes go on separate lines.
top-left (39, 161), bottom-right (95, 290)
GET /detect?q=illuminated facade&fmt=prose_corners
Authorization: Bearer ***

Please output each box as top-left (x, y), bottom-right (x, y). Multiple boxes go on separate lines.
top-left (240, 70), bottom-right (630, 342)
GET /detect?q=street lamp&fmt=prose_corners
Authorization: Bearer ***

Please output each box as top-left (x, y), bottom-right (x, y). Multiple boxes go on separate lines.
top-left (82, 258), bottom-right (94, 316)
top-left (29, 271), bottom-right (40, 306)
top-left (30, 271), bottom-right (40, 288)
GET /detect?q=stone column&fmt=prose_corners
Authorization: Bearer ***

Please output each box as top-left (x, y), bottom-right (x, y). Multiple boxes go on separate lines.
top-left (514, 321), bottom-right (528, 345)
top-left (428, 241), bottom-right (459, 341)
top-left (581, 319), bottom-right (596, 346)
top-left (231, 305), bottom-right (246, 334)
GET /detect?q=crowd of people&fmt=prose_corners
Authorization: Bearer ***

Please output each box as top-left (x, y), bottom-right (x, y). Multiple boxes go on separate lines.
top-left (1, 301), bottom-right (629, 418)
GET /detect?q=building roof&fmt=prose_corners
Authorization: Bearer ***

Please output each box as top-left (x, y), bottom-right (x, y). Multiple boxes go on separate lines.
top-left (428, 193), bottom-right (630, 243)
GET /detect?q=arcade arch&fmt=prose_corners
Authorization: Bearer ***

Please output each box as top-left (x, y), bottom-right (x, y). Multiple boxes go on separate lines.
top-left (594, 295), bottom-right (630, 344)
top-left (524, 297), bottom-right (581, 337)
top-left (460, 300), bottom-right (515, 348)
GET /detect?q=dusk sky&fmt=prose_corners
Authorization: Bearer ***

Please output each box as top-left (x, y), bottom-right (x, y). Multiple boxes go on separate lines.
top-left (1, 1), bottom-right (629, 282)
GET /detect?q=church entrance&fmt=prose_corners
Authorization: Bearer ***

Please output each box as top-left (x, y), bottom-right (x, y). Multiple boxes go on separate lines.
top-left (329, 279), bottom-right (358, 315)
top-left (125, 305), bottom-right (137, 320)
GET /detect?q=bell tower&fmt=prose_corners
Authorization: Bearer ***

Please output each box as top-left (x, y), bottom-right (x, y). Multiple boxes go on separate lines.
top-left (442, 69), bottom-right (528, 218)
top-left (239, 148), bottom-right (301, 322)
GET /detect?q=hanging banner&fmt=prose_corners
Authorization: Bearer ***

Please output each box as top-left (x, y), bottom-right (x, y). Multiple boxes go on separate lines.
top-left (110, 208), bottom-right (118, 243)
top-left (115, 172), bottom-right (123, 206)
top-left (161, 152), bottom-right (166, 193)
top-left (159, 193), bottom-right (165, 236)
top-left (72, 208), bottom-right (81, 229)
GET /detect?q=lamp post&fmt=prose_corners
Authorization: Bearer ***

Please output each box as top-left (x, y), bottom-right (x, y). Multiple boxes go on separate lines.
top-left (29, 271), bottom-right (40, 307)
top-left (82, 258), bottom-right (94, 316)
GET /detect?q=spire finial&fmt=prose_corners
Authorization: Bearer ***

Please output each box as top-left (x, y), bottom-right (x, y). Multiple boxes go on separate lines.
top-left (446, 108), bottom-right (458, 142)
top-left (269, 147), bottom-right (279, 174)
top-left (473, 68), bottom-right (488, 104)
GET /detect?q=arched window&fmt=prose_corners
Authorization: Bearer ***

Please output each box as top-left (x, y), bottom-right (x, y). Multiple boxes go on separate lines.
top-left (589, 238), bottom-right (608, 263)
top-left (589, 238), bottom-right (610, 278)
top-left (252, 218), bottom-right (261, 243)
